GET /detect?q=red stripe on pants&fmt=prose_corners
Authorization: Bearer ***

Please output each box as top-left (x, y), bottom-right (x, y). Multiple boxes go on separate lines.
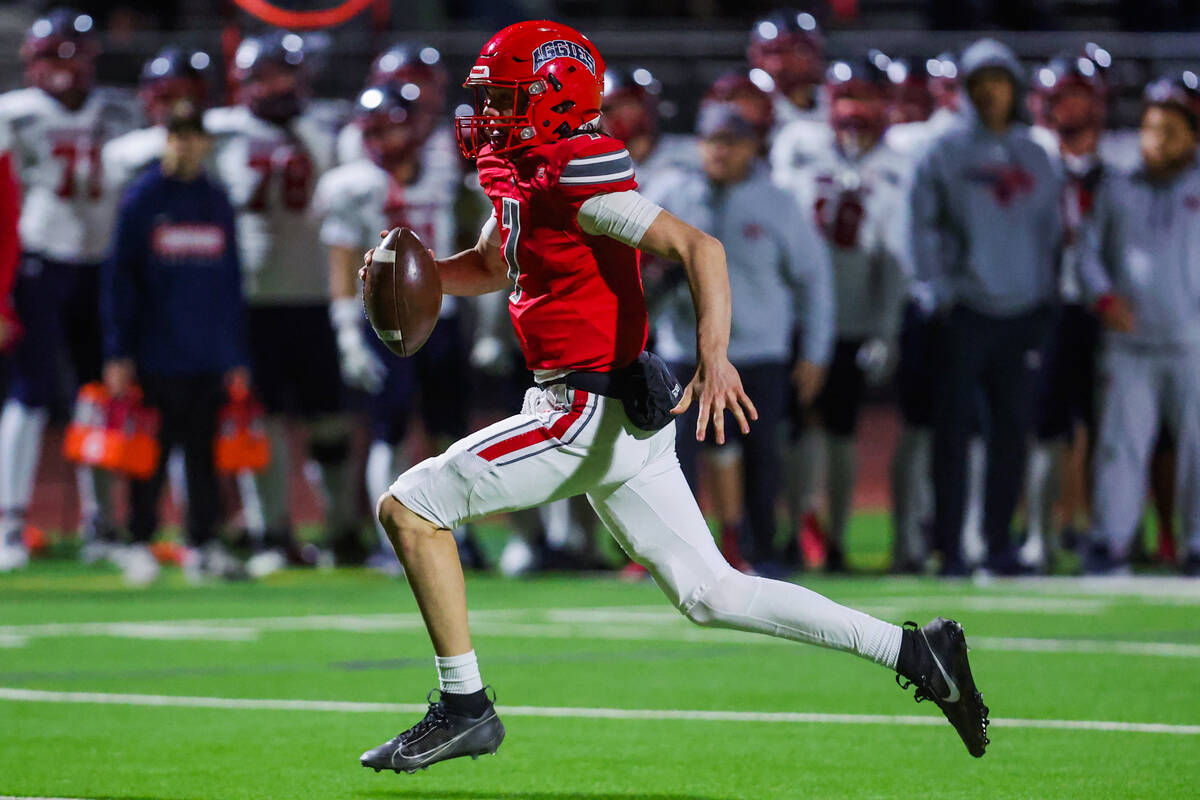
top-left (477, 390), bottom-right (590, 462)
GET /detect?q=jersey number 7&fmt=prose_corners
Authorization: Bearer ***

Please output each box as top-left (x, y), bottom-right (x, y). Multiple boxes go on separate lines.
top-left (500, 197), bottom-right (524, 304)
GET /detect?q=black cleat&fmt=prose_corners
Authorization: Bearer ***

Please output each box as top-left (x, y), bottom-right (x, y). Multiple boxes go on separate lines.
top-left (360, 689), bottom-right (505, 774)
top-left (896, 617), bottom-right (990, 757)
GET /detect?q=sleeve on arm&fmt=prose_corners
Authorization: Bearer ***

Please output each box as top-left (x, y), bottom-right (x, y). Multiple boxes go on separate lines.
top-left (555, 144), bottom-right (638, 206)
top-left (219, 191), bottom-right (250, 369)
top-left (909, 151), bottom-right (954, 307)
top-left (0, 150), bottom-right (20, 327)
top-left (314, 176), bottom-right (364, 249)
top-left (781, 199), bottom-right (836, 366)
top-left (1076, 181), bottom-right (1116, 301)
top-left (576, 190), bottom-right (664, 248)
top-left (100, 190), bottom-right (147, 362)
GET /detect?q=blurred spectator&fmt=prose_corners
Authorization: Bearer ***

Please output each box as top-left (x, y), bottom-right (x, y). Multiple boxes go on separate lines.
top-left (100, 104), bottom-right (248, 584)
top-left (1082, 77), bottom-right (1200, 576)
top-left (0, 9), bottom-right (138, 571)
top-left (773, 56), bottom-right (909, 572)
top-left (646, 102), bottom-right (834, 575)
top-left (909, 38), bottom-right (1062, 576)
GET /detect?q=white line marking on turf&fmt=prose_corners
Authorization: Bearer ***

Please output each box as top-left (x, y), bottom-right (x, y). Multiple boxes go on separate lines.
top-left (0, 796), bottom-right (94, 800)
top-left (1, 687), bottom-right (1197, 736)
top-left (2, 609), bottom-right (1198, 659)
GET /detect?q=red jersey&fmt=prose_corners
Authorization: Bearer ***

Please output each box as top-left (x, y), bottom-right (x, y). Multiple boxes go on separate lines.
top-left (476, 132), bottom-right (647, 373)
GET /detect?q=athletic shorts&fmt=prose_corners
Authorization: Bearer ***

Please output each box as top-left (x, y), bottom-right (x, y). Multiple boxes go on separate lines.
top-left (389, 383), bottom-right (674, 531)
top-left (7, 253), bottom-right (102, 413)
top-left (247, 304), bottom-right (343, 418)
top-left (813, 338), bottom-right (868, 437)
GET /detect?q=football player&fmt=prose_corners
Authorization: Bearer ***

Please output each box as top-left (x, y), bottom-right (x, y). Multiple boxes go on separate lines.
top-left (204, 31), bottom-right (356, 570)
top-left (883, 52), bottom-right (966, 572)
top-left (886, 58), bottom-right (935, 125)
top-left (747, 8), bottom-right (826, 128)
top-left (0, 8), bottom-right (138, 571)
top-left (357, 20), bottom-right (988, 773)
top-left (1020, 54), bottom-right (1111, 571)
top-left (336, 41), bottom-right (448, 165)
top-left (102, 46), bottom-right (212, 194)
top-left (774, 57), bottom-right (910, 572)
top-left (314, 83), bottom-right (471, 573)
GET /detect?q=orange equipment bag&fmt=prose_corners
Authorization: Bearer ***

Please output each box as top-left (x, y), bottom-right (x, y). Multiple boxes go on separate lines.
top-left (64, 383), bottom-right (162, 480)
top-left (214, 377), bottom-right (270, 474)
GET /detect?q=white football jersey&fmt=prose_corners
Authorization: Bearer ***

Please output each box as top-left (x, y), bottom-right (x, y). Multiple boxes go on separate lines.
top-left (768, 117), bottom-right (834, 181)
top-left (771, 91), bottom-right (827, 132)
top-left (0, 86), bottom-right (139, 263)
top-left (314, 125), bottom-right (461, 317)
top-left (101, 124), bottom-right (166, 197)
top-left (883, 107), bottom-right (962, 157)
top-left (205, 105), bottom-right (339, 305)
top-left (774, 128), bottom-right (911, 339)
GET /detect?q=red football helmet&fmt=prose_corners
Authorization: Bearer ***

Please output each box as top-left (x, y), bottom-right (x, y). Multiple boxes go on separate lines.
top-left (21, 8), bottom-right (98, 104)
top-left (704, 72), bottom-right (775, 144)
top-left (601, 66), bottom-right (660, 144)
top-left (747, 9), bottom-right (825, 97)
top-left (139, 47), bottom-right (210, 125)
top-left (885, 59), bottom-right (934, 124)
top-left (369, 41), bottom-right (448, 118)
top-left (232, 31), bottom-right (310, 124)
top-left (826, 58), bottom-right (890, 149)
top-left (926, 53), bottom-right (960, 112)
top-left (1032, 55), bottom-right (1107, 135)
top-left (456, 20), bottom-right (606, 159)
top-left (355, 84), bottom-right (435, 170)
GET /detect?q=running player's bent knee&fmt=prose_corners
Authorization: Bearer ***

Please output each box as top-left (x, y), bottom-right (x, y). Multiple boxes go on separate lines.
top-left (681, 568), bottom-right (754, 627)
top-left (376, 494), bottom-right (435, 559)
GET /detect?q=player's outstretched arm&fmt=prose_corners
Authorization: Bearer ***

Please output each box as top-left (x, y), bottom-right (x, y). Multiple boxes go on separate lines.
top-left (637, 208), bottom-right (758, 444)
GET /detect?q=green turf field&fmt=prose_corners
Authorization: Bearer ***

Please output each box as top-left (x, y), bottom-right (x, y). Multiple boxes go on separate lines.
top-left (3, 520), bottom-right (1200, 800)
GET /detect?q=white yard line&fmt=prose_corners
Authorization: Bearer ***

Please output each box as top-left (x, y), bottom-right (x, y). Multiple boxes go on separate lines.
top-left (1, 687), bottom-right (1196, 736)
top-left (1, 609), bottom-right (1197, 658)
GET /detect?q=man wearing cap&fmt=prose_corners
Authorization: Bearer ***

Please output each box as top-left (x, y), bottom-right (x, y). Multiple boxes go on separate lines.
top-left (1082, 77), bottom-right (1200, 576)
top-left (100, 105), bottom-right (249, 584)
top-left (645, 102), bottom-right (834, 574)
top-left (909, 38), bottom-right (1063, 576)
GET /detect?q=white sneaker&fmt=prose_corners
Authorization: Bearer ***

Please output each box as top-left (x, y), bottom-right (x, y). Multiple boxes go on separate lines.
top-left (116, 544), bottom-right (161, 587)
top-left (246, 548), bottom-right (286, 579)
top-left (1018, 533), bottom-right (1046, 571)
top-left (498, 536), bottom-right (535, 578)
top-left (196, 542), bottom-right (248, 581)
top-left (0, 541), bottom-right (29, 572)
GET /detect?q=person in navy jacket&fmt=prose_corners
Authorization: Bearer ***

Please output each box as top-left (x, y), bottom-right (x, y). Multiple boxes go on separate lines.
top-left (100, 103), bottom-right (248, 583)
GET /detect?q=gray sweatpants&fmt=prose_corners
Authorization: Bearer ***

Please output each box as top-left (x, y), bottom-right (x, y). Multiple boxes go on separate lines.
top-left (1092, 341), bottom-right (1200, 559)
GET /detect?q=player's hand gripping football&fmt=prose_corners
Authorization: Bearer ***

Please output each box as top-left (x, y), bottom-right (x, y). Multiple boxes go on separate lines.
top-left (672, 355), bottom-right (758, 445)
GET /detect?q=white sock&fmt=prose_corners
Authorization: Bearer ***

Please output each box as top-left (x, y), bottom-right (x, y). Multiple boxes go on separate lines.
top-left (826, 435), bottom-right (857, 547)
top-left (962, 437), bottom-right (987, 565)
top-left (0, 400), bottom-right (47, 537)
top-left (789, 428), bottom-right (823, 523)
top-left (435, 650), bottom-right (483, 695)
top-left (366, 440), bottom-right (401, 551)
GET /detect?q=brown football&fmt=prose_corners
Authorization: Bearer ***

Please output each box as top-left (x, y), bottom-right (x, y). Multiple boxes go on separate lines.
top-left (363, 227), bottom-right (442, 357)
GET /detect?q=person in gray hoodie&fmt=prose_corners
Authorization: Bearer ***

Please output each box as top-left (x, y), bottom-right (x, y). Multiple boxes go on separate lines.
top-left (909, 38), bottom-right (1063, 575)
top-left (1082, 76), bottom-right (1200, 576)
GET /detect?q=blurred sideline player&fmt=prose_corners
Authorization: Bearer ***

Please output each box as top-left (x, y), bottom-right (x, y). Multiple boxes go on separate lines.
top-left (884, 52), bottom-right (965, 572)
top-left (335, 41), bottom-right (448, 165)
top-left (602, 66), bottom-right (698, 185)
top-left (1081, 75), bottom-right (1200, 576)
top-left (0, 8), bottom-right (137, 570)
top-left (0, 97), bottom-right (21, 570)
top-left (1021, 54), bottom-right (1109, 571)
top-left (649, 102), bottom-right (834, 576)
top-left (100, 104), bottom-right (249, 585)
top-left (774, 57), bottom-right (909, 572)
top-left (314, 80), bottom-right (471, 573)
top-left (359, 20), bottom-right (988, 772)
top-left (747, 8), bottom-right (827, 128)
top-left (205, 32), bottom-right (356, 570)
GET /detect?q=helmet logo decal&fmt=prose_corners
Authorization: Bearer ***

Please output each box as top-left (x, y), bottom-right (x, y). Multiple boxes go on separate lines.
top-left (470, 65), bottom-right (490, 79)
top-left (531, 40), bottom-right (595, 75)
